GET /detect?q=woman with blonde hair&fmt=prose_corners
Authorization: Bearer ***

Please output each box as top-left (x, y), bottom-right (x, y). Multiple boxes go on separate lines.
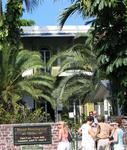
top-left (57, 121), bottom-right (72, 150)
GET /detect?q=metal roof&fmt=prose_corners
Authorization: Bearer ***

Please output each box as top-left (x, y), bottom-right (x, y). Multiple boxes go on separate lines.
top-left (21, 25), bottom-right (90, 37)
top-left (101, 80), bottom-right (110, 90)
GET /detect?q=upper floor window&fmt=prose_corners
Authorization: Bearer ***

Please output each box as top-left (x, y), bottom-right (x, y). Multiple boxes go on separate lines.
top-left (40, 48), bottom-right (51, 72)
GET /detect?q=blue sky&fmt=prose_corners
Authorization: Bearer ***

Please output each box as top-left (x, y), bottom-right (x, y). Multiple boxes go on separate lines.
top-left (22, 0), bottom-right (84, 26)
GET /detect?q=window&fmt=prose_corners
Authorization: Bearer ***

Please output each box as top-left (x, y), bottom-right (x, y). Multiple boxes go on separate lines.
top-left (40, 48), bottom-right (51, 72)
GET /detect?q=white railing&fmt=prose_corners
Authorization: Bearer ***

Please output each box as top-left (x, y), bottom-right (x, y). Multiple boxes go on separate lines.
top-left (21, 25), bottom-right (90, 36)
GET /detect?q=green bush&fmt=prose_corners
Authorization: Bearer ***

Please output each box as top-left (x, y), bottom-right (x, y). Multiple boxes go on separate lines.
top-left (0, 105), bottom-right (52, 124)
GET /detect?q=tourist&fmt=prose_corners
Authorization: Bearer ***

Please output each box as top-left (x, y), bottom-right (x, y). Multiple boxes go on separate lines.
top-left (57, 121), bottom-right (72, 150)
top-left (96, 116), bottom-right (113, 150)
top-left (78, 116), bottom-right (99, 150)
top-left (89, 111), bottom-right (93, 117)
top-left (91, 111), bottom-right (99, 149)
top-left (109, 117), bottom-right (125, 150)
top-left (93, 110), bottom-right (98, 125)
top-left (89, 110), bottom-right (98, 129)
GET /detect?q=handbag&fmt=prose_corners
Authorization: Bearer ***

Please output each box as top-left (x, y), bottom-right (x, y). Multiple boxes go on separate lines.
top-left (109, 135), bottom-right (114, 141)
top-left (68, 131), bottom-right (72, 142)
top-left (109, 129), bottom-right (114, 141)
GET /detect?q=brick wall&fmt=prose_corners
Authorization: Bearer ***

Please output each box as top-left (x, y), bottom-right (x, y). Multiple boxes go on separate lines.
top-left (0, 123), bottom-right (59, 150)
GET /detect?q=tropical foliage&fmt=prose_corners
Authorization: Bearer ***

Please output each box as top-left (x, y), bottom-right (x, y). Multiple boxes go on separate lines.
top-left (58, 0), bottom-right (127, 114)
top-left (0, 0), bottom-right (57, 124)
top-left (48, 42), bottom-right (98, 106)
top-left (0, 0), bottom-right (40, 45)
top-left (0, 0), bottom-right (23, 46)
top-left (0, 43), bottom-right (55, 113)
top-left (0, 107), bottom-right (52, 124)
top-left (20, 19), bottom-right (35, 26)
top-left (0, 0), bottom-right (40, 18)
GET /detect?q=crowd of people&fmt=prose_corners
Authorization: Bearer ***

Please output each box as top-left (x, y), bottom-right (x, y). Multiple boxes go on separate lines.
top-left (57, 111), bottom-right (127, 150)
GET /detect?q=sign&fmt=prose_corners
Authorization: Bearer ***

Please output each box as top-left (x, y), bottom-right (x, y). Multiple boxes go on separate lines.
top-left (22, 146), bottom-right (42, 150)
top-left (13, 125), bottom-right (52, 145)
top-left (69, 112), bottom-right (74, 118)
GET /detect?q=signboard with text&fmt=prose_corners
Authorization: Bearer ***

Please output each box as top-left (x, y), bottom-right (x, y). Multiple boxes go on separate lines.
top-left (13, 125), bottom-right (52, 145)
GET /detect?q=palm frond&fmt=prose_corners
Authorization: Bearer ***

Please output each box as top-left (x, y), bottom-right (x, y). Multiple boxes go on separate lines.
top-left (0, 43), bottom-right (55, 111)
top-left (49, 43), bottom-right (97, 74)
top-left (16, 50), bottom-right (45, 72)
top-left (38, 94), bottom-right (56, 109)
top-left (23, 0), bottom-right (43, 11)
top-left (50, 39), bottom-right (98, 106)
top-left (58, 2), bottom-right (81, 28)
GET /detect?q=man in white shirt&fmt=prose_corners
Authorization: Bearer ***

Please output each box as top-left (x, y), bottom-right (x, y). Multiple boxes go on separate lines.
top-left (78, 116), bottom-right (99, 150)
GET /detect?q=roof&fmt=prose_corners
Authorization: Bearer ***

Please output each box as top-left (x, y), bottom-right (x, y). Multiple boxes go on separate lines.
top-left (94, 80), bottom-right (110, 101)
top-left (101, 80), bottom-right (110, 90)
top-left (21, 25), bottom-right (90, 37)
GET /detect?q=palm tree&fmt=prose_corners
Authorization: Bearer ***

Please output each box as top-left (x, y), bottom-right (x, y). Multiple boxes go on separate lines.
top-left (52, 73), bottom-right (93, 106)
top-left (58, 0), bottom-right (86, 28)
top-left (57, 0), bottom-right (97, 28)
top-left (58, 0), bottom-right (117, 28)
top-left (58, 0), bottom-right (127, 114)
top-left (48, 41), bottom-right (98, 106)
top-left (0, 0), bottom-right (40, 17)
top-left (0, 43), bottom-right (55, 112)
top-left (0, 0), bottom-right (41, 45)
top-left (0, 0), bottom-right (2, 17)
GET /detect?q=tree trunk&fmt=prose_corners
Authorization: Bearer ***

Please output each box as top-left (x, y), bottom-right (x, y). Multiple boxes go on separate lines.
top-left (0, 0), bottom-right (3, 18)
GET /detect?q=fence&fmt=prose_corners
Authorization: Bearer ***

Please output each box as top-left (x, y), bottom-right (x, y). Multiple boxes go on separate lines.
top-left (71, 129), bottom-right (81, 150)
top-left (0, 123), bottom-right (59, 150)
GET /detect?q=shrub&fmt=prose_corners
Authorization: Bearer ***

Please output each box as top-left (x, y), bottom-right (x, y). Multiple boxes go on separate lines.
top-left (0, 105), bottom-right (52, 124)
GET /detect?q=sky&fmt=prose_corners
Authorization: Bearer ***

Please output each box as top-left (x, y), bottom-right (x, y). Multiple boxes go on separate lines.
top-left (22, 0), bottom-right (85, 26)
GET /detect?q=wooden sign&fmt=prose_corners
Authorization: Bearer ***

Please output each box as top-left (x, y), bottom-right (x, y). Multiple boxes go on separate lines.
top-left (13, 125), bottom-right (52, 145)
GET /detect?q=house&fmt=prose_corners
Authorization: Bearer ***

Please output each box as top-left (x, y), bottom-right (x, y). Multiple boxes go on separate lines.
top-left (94, 80), bottom-right (112, 120)
top-left (21, 25), bottom-right (112, 121)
